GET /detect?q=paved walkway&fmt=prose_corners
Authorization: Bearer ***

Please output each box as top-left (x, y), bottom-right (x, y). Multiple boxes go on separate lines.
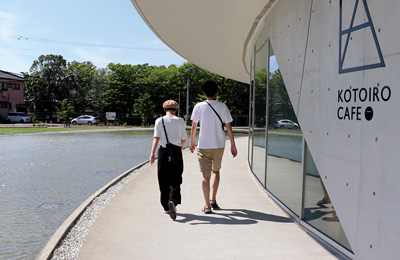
top-left (77, 137), bottom-right (342, 260)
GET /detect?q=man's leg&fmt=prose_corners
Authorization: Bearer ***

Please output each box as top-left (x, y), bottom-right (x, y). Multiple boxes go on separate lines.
top-left (210, 148), bottom-right (224, 207)
top-left (210, 170), bottom-right (220, 201)
top-left (202, 171), bottom-right (212, 209)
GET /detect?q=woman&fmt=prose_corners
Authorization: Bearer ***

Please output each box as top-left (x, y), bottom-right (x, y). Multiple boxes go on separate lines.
top-left (150, 100), bottom-right (187, 220)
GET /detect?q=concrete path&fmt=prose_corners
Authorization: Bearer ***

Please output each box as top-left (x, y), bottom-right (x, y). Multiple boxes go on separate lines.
top-left (77, 137), bottom-right (341, 260)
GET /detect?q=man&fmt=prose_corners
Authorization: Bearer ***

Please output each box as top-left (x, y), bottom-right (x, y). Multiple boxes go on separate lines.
top-left (190, 81), bottom-right (237, 214)
top-left (150, 100), bottom-right (187, 220)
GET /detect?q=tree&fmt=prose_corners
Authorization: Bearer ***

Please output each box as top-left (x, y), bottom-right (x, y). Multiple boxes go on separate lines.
top-left (105, 63), bottom-right (150, 115)
top-left (89, 68), bottom-right (108, 113)
top-left (24, 54), bottom-right (68, 120)
top-left (253, 69), bottom-right (268, 127)
top-left (132, 93), bottom-right (155, 127)
top-left (144, 65), bottom-right (185, 116)
top-left (56, 99), bottom-right (75, 128)
top-left (268, 69), bottom-right (296, 125)
top-left (24, 57), bottom-right (251, 126)
top-left (65, 61), bottom-right (97, 112)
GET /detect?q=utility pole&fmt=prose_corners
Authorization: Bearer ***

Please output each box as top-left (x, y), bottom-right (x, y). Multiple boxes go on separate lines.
top-left (186, 78), bottom-right (189, 125)
top-left (178, 91), bottom-right (181, 117)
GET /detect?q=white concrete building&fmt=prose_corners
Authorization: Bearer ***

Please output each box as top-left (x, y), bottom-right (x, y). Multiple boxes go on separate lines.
top-left (131, 1), bottom-right (400, 259)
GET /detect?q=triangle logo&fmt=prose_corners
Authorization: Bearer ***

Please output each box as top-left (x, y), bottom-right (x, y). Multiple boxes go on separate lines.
top-left (339, 0), bottom-right (385, 74)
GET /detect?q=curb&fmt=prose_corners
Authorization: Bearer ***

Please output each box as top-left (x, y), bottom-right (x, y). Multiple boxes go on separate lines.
top-left (35, 160), bottom-right (149, 260)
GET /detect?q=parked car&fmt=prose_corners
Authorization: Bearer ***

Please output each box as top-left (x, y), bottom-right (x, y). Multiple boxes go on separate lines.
top-left (272, 119), bottom-right (299, 129)
top-left (7, 112), bottom-right (31, 123)
top-left (71, 115), bottom-right (100, 125)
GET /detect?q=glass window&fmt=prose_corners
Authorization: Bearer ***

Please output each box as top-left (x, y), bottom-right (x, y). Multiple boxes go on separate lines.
top-left (248, 67), bottom-right (254, 166)
top-left (266, 43), bottom-right (302, 216)
top-left (303, 144), bottom-right (352, 252)
top-left (11, 83), bottom-right (20, 90)
top-left (252, 31), bottom-right (269, 186)
top-left (250, 33), bottom-right (353, 254)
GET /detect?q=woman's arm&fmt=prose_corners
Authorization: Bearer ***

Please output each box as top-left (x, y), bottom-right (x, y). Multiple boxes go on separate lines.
top-left (150, 137), bottom-right (160, 164)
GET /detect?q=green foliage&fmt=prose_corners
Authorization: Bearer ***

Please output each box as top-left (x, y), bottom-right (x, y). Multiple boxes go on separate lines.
top-left (268, 69), bottom-right (296, 125)
top-left (24, 56), bottom-right (253, 126)
top-left (65, 61), bottom-right (97, 112)
top-left (56, 99), bottom-right (75, 127)
top-left (24, 54), bottom-right (68, 117)
top-left (133, 93), bottom-right (155, 127)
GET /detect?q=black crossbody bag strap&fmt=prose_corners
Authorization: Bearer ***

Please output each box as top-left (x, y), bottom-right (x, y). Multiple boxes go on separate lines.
top-left (161, 117), bottom-right (175, 162)
top-left (161, 117), bottom-right (170, 144)
top-left (205, 100), bottom-right (225, 131)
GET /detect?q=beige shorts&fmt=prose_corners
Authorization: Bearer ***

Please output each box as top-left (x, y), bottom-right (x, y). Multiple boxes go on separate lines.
top-left (197, 148), bottom-right (225, 173)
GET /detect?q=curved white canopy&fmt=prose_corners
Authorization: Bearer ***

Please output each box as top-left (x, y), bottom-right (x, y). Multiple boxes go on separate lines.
top-left (130, 0), bottom-right (273, 83)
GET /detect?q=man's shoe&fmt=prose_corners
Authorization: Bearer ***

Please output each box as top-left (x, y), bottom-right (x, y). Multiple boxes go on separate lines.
top-left (210, 200), bottom-right (220, 210)
top-left (168, 201), bottom-right (177, 220)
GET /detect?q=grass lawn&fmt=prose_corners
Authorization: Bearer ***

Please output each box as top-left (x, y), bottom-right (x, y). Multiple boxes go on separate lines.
top-left (0, 126), bottom-right (111, 135)
top-left (268, 129), bottom-right (303, 135)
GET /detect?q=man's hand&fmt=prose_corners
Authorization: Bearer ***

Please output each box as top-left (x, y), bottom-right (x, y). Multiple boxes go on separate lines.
top-left (231, 145), bottom-right (237, 158)
top-left (190, 122), bottom-right (198, 154)
top-left (190, 143), bottom-right (196, 153)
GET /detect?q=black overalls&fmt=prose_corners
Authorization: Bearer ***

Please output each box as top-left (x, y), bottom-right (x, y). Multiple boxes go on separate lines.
top-left (157, 144), bottom-right (183, 211)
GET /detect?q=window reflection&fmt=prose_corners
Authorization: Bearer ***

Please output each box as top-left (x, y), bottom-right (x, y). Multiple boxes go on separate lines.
top-left (303, 144), bottom-right (352, 252)
top-left (252, 34), bottom-right (269, 186)
top-left (248, 78), bottom-right (254, 168)
top-left (249, 34), bottom-right (353, 254)
top-left (266, 44), bottom-right (302, 217)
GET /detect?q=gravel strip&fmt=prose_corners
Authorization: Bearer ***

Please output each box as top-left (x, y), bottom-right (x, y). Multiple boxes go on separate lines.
top-left (50, 163), bottom-right (150, 260)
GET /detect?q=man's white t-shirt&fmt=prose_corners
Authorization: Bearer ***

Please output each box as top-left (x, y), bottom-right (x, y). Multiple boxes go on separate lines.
top-left (191, 100), bottom-right (233, 149)
top-left (154, 115), bottom-right (187, 148)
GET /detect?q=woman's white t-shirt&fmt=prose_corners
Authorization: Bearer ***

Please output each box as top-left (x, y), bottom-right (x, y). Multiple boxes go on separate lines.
top-left (154, 115), bottom-right (187, 148)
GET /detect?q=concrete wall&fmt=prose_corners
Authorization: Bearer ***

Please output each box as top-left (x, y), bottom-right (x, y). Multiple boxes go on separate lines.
top-left (261, 0), bottom-right (400, 259)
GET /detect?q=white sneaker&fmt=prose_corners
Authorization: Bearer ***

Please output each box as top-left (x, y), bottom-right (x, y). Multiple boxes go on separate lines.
top-left (168, 201), bottom-right (177, 220)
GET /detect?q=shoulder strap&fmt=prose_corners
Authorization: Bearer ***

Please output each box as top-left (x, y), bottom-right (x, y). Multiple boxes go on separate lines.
top-left (161, 117), bottom-right (170, 144)
top-left (205, 101), bottom-right (225, 131)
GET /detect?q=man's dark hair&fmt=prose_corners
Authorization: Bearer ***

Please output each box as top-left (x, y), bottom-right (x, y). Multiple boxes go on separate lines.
top-left (202, 81), bottom-right (219, 97)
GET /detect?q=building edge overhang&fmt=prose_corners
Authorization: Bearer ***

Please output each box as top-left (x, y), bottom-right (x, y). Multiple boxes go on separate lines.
top-left (242, 0), bottom-right (278, 77)
top-left (130, 0), bottom-right (276, 83)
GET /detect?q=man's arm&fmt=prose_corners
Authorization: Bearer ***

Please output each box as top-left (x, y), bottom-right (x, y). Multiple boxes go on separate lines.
top-left (225, 122), bottom-right (237, 158)
top-left (150, 137), bottom-right (160, 164)
top-left (180, 118), bottom-right (187, 149)
top-left (190, 122), bottom-right (198, 153)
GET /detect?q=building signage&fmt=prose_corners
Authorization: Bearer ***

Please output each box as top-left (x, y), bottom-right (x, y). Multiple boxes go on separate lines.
top-left (106, 112), bottom-right (116, 121)
top-left (337, 0), bottom-right (389, 121)
top-left (337, 85), bottom-right (391, 121)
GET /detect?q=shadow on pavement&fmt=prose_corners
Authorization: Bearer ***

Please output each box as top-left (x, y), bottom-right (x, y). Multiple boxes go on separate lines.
top-left (175, 208), bottom-right (293, 225)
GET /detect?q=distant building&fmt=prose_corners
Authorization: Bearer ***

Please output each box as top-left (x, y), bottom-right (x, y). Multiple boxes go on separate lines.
top-left (0, 70), bottom-right (26, 121)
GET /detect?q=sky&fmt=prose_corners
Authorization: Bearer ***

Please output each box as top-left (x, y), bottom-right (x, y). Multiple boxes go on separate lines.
top-left (0, 0), bottom-right (187, 74)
